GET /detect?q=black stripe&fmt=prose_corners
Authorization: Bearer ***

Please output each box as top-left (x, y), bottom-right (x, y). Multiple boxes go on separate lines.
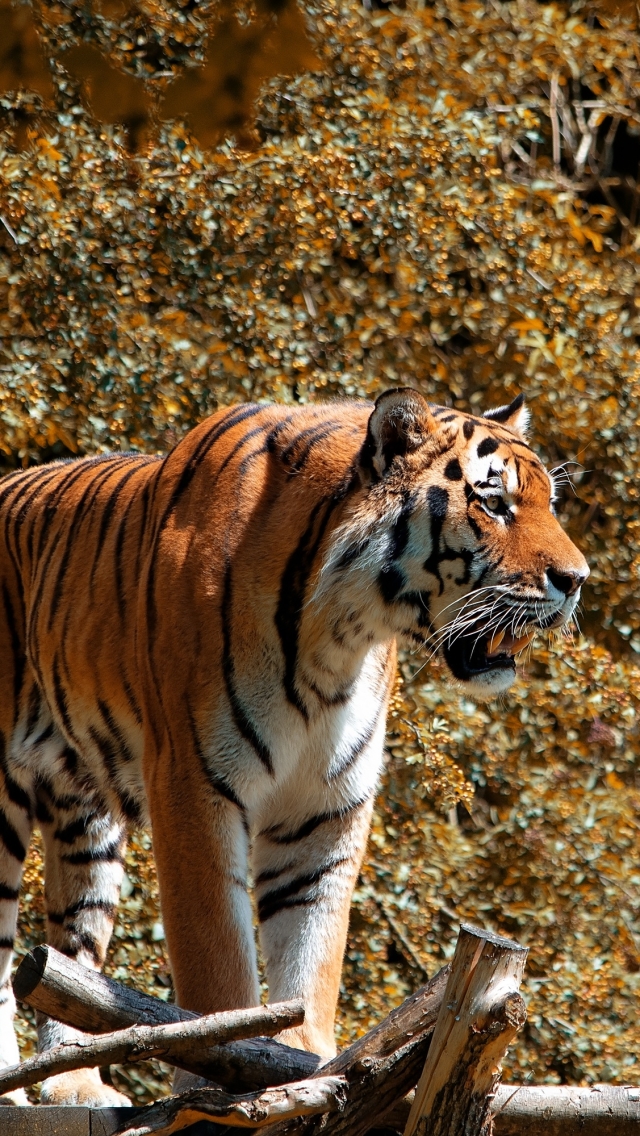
top-left (0, 937), bottom-right (14, 950)
top-left (68, 932), bottom-right (103, 965)
top-left (422, 485), bottom-right (449, 597)
top-left (34, 458), bottom-right (109, 562)
top-left (35, 778), bottom-right (83, 811)
top-left (51, 657), bottom-right (80, 747)
top-left (122, 678), bottom-right (143, 727)
top-left (0, 809), bottom-right (25, 862)
top-left (388, 492), bottom-right (416, 560)
top-left (90, 462), bottom-right (147, 591)
top-left (257, 857), bottom-right (349, 923)
top-left (61, 838), bottom-right (124, 865)
top-left (50, 898), bottom-right (117, 922)
top-left (54, 813), bottom-right (98, 844)
top-left (325, 710), bottom-right (382, 782)
top-left (0, 884), bottom-right (19, 901)
top-left (1, 584), bottom-right (25, 719)
top-left (275, 496), bottom-right (343, 721)
top-left (88, 728), bottom-right (141, 822)
top-left (221, 565), bottom-right (274, 775)
top-left (261, 795), bottom-right (369, 845)
top-left (0, 731), bottom-right (32, 816)
top-left (24, 684), bottom-right (42, 740)
top-left (185, 700), bottom-right (247, 815)
top-left (144, 406), bottom-right (266, 682)
top-left (164, 404), bottom-right (265, 522)
top-left (98, 700), bottom-right (136, 764)
top-left (46, 461), bottom-right (130, 633)
top-left (462, 420), bottom-right (475, 440)
top-left (285, 422), bottom-right (342, 476)
top-left (254, 862), bottom-right (295, 886)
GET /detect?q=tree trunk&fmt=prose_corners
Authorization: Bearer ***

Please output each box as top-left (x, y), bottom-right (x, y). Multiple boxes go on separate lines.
top-left (403, 923), bottom-right (527, 1136)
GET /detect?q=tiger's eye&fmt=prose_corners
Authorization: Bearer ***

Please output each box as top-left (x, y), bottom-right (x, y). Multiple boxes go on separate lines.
top-left (484, 496), bottom-right (502, 512)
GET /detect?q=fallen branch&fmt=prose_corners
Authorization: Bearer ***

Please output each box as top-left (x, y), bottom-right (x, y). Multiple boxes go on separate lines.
top-left (0, 1000), bottom-right (305, 1096)
top-left (115, 1077), bottom-right (347, 1135)
top-left (404, 923), bottom-right (527, 1136)
top-left (14, 946), bottom-right (320, 1092)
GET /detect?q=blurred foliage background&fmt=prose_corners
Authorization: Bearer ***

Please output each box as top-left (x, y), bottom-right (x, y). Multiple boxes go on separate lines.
top-left (2, 0), bottom-right (640, 1106)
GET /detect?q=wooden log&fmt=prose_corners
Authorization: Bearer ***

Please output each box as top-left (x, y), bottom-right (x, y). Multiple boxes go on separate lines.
top-left (0, 1000), bottom-right (305, 1096)
top-left (259, 964), bottom-right (450, 1136)
top-left (14, 946), bottom-right (197, 1032)
top-left (491, 1083), bottom-right (640, 1135)
top-left (14, 946), bottom-right (321, 1092)
top-left (372, 1084), bottom-right (640, 1135)
top-left (113, 1077), bottom-right (347, 1134)
top-left (403, 923), bottom-right (527, 1136)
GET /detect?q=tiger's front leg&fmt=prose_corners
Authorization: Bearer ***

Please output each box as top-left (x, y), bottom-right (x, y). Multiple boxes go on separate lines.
top-left (145, 756), bottom-right (260, 1017)
top-left (253, 794), bottom-right (375, 1058)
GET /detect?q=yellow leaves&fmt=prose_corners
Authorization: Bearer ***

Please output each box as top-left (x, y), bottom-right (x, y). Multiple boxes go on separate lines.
top-left (510, 317), bottom-right (546, 332)
top-left (566, 209), bottom-right (604, 252)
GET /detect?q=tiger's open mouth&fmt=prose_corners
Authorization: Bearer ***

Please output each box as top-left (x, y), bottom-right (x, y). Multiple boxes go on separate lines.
top-left (442, 610), bottom-right (563, 682)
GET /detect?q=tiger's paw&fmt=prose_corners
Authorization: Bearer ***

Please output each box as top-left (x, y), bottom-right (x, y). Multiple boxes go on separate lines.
top-left (40, 1069), bottom-right (131, 1107)
top-left (0, 1088), bottom-right (31, 1106)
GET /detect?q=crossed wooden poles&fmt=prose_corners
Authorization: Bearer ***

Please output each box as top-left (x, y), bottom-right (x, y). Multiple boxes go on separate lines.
top-left (4, 925), bottom-right (639, 1135)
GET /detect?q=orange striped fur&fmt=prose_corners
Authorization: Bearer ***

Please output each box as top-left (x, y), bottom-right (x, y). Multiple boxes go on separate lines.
top-left (0, 390), bottom-right (587, 1103)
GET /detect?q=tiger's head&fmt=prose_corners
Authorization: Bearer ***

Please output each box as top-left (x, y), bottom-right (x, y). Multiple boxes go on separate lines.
top-left (321, 388), bottom-right (589, 700)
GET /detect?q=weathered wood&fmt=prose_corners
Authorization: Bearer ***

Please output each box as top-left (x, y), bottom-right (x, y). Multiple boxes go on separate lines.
top-left (14, 946), bottom-right (197, 1032)
top-left (0, 1000), bottom-right (305, 1096)
top-left (259, 965), bottom-right (450, 1136)
top-left (14, 946), bottom-right (321, 1092)
top-left (374, 1084), bottom-right (640, 1134)
top-left (113, 1077), bottom-right (347, 1134)
top-left (403, 924), bottom-right (527, 1136)
top-left (492, 1083), bottom-right (640, 1135)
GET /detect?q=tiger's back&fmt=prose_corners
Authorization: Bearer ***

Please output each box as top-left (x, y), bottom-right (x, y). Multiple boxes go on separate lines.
top-left (0, 392), bottom-right (588, 1105)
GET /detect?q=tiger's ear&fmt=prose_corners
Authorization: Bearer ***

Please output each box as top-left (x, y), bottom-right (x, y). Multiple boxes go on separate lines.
top-left (362, 388), bottom-right (437, 481)
top-left (483, 393), bottom-right (529, 437)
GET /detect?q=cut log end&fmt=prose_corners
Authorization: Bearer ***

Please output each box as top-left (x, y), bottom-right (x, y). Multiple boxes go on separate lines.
top-left (13, 944), bottom-right (48, 1002)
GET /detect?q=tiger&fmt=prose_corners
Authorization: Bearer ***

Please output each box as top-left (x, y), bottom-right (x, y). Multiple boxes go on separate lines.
top-left (0, 388), bottom-right (588, 1105)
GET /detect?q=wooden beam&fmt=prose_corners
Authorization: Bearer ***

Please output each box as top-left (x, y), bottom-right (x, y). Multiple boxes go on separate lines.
top-left (403, 924), bottom-right (527, 1136)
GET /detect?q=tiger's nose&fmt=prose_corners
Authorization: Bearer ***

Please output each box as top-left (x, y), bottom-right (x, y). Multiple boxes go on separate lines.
top-left (547, 565), bottom-right (589, 596)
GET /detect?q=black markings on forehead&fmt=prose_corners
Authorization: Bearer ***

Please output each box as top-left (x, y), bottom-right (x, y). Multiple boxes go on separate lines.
top-left (462, 420), bottom-right (475, 440)
top-left (477, 436), bottom-right (500, 458)
top-left (444, 458), bottom-right (463, 481)
top-left (423, 485), bottom-right (449, 595)
top-left (428, 485), bottom-right (449, 519)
